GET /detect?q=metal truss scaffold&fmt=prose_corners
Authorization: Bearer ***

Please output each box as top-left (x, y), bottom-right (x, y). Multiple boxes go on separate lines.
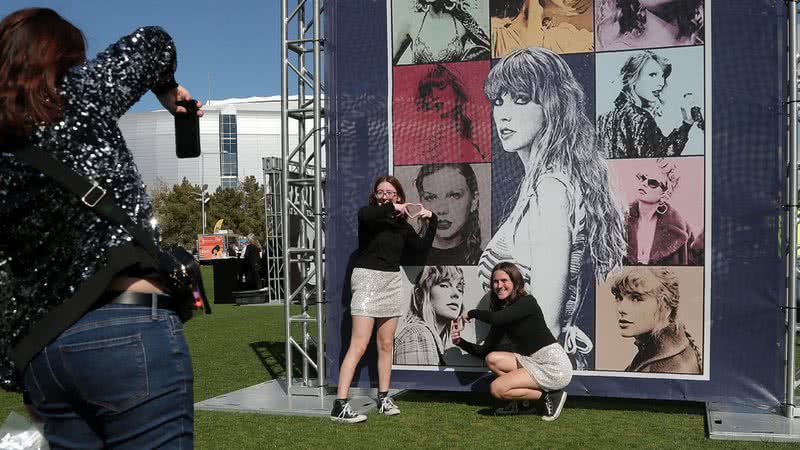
top-left (281, 0), bottom-right (326, 399)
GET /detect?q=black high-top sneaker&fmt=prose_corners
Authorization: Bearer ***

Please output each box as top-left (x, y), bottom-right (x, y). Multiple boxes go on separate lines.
top-left (330, 399), bottom-right (367, 423)
top-left (541, 390), bottom-right (567, 422)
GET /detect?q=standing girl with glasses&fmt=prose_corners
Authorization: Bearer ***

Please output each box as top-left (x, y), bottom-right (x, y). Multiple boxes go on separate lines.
top-left (332, 175), bottom-right (437, 423)
top-left (624, 158), bottom-right (699, 265)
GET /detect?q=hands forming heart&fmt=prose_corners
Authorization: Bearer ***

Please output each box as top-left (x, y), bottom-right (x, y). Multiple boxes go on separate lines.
top-left (404, 203), bottom-right (423, 218)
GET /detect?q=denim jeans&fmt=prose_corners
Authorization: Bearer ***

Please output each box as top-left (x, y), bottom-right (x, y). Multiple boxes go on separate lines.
top-left (22, 304), bottom-right (194, 449)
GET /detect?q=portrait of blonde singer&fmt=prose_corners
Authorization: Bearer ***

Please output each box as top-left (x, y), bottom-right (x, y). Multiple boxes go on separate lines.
top-left (597, 267), bottom-right (703, 374)
top-left (491, 0), bottom-right (593, 58)
top-left (392, 0), bottom-right (491, 65)
top-left (479, 47), bottom-right (627, 369)
top-left (597, 49), bottom-right (704, 159)
top-left (393, 266), bottom-right (466, 366)
top-left (595, 0), bottom-right (705, 51)
top-left (621, 158), bottom-right (703, 266)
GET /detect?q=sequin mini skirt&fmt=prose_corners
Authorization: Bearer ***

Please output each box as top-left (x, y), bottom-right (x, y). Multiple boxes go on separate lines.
top-left (515, 343), bottom-right (573, 392)
top-left (350, 268), bottom-right (402, 318)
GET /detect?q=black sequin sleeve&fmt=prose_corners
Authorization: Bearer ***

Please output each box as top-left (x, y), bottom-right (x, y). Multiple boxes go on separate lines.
top-left (80, 26), bottom-right (178, 121)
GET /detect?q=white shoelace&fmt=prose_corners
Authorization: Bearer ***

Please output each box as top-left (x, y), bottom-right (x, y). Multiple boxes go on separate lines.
top-left (382, 397), bottom-right (397, 410)
top-left (338, 403), bottom-right (356, 418)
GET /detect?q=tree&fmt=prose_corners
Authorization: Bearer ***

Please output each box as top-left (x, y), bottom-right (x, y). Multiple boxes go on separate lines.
top-left (151, 178), bottom-right (203, 249)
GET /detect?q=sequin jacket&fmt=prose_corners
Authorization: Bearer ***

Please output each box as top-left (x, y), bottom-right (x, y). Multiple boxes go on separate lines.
top-left (598, 93), bottom-right (692, 159)
top-left (0, 27), bottom-right (178, 392)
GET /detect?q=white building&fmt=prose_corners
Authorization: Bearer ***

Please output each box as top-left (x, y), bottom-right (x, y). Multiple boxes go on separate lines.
top-left (119, 95), bottom-right (299, 192)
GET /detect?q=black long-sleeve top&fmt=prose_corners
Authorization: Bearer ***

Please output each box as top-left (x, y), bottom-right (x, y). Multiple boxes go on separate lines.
top-left (353, 203), bottom-right (438, 272)
top-left (457, 295), bottom-right (557, 358)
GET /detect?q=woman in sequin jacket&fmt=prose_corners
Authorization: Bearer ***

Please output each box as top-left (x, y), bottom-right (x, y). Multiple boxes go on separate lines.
top-left (598, 50), bottom-right (701, 159)
top-left (0, 8), bottom-right (202, 447)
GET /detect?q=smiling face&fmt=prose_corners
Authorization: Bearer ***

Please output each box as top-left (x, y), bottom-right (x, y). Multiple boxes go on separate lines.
top-left (492, 269), bottom-right (515, 301)
top-left (634, 170), bottom-right (667, 205)
top-left (430, 277), bottom-right (465, 321)
top-left (419, 167), bottom-right (476, 248)
top-left (374, 181), bottom-right (399, 206)
top-left (633, 58), bottom-right (666, 105)
top-left (492, 93), bottom-right (545, 153)
top-left (613, 289), bottom-right (663, 338)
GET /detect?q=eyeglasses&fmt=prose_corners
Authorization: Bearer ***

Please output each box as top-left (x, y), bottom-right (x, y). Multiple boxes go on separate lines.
top-left (636, 173), bottom-right (666, 191)
top-left (375, 190), bottom-right (397, 199)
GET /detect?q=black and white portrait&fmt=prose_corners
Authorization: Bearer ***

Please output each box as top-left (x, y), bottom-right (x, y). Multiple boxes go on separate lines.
top-left (392, 0), bottom-right (491, 65)
top-left (597, 46), bottom-right (705, 159)
top-left (395, 163), bottom-right (491, 266)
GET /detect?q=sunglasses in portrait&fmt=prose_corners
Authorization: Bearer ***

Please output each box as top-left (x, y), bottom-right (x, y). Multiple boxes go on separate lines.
top-left (636, 173), bottom-right (667, 191)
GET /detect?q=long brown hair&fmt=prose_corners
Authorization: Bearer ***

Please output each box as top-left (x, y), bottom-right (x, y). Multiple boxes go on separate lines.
top-left (368, 175), bottom-right (406, 206)
top-left (489, 262), bottom-right (527, 310)
top-left (0, 8), bottom-right (86, 144)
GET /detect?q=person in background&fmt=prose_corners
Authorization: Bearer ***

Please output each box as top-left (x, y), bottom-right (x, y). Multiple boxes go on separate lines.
top-left (0, 8), bottom-right (202, 447)
top-left (241, 234), bottom-right (262, 290)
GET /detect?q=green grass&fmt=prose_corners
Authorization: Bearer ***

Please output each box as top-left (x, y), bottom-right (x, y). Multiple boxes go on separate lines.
top-left (0, 266), bottom-right (795, 448)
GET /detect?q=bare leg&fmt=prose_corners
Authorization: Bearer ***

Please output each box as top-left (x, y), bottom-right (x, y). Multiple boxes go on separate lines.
top-left (336, 316), bottom-right (375, 399)
top-left (489, 368), bottom-right (544, 401)
top-left (375, 317), bottom-right (399, 392)
top-left (485, 351), bottom-right (519, 376)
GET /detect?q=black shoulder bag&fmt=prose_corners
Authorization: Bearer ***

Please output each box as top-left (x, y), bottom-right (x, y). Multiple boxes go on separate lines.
top-left (9, 144), bottom-right (211, 371)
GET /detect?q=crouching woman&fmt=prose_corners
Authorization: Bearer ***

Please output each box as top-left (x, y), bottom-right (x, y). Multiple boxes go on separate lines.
top-left (453, 262), bottom-right (573, 421)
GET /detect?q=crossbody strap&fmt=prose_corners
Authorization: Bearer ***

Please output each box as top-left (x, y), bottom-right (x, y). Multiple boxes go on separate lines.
top-left (15, 145), bottom-right (161, 258)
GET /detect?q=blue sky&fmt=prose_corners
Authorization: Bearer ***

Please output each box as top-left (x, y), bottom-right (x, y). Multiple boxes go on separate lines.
top-left (0, 1), bottom-right (282, 112)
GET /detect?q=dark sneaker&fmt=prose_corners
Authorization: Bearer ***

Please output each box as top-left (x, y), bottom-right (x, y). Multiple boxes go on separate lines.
top-left (331, 400), bottom-right (367, 423)
top-left (378, 396), bottom-right (401, 416)
top-left (542, 390), bottom-right (567, 422)
top-left (495, 400), bottom-right (538, 416)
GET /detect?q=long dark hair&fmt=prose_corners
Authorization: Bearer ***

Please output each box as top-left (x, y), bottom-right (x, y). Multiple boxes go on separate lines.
top-left (489, 262), bottom-right (528, 310)
top-left (598, 0), bottom-right (704, 45)
top-left (368, 175), bottom-right (406, 206)
top-left (414, 163), bottom-right (482, 262)
top-left (484, 47), bottom-right (626, 280)
top-left (0, 8), bottom-right (86, 145)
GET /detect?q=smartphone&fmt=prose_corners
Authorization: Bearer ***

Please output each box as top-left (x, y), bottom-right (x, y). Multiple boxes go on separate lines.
top-left (175, 99), bottom-right (201, 158)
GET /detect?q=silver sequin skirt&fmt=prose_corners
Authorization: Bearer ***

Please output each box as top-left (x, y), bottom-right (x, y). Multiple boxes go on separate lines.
top-left (515, 342), bottom-right (573, 392)
top-left (350, 268), bottom-right (402, 318)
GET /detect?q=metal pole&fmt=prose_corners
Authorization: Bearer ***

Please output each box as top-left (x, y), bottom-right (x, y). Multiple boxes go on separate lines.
top-left (313, 0), bottom-right (326, 398)
top-left (281, 0), bottom-right (293, 393)
top-left (201, 155), bottom-right (206, 234)
top-left (298, 1), bottom-right (310, 389)
top-left (786, 0), bottom-right (798, 420)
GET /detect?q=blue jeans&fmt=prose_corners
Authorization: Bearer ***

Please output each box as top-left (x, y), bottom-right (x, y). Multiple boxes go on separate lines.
top-left (23, 304), bottom-right (194, 449)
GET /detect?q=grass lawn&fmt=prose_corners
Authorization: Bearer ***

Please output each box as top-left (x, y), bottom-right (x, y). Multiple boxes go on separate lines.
top-left (0, 267), bottom-right (795, 448)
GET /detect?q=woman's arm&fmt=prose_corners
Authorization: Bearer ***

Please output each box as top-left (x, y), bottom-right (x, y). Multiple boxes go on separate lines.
top-left (467, 297), bottom-right (537, 326)
top-left (80, 26), bottom-right (178, 121)
top-left (526, 177), bottom-right (572, 339)
top-left (358, 203), bottom-right (396, 227)
top-left (403, 213), bottom-right (438, 252)
top-left (456, 325), bottom-right (503, 359)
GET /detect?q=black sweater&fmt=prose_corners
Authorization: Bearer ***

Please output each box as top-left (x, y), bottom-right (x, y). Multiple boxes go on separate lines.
top-left (353, 203), bottom-right (438, 272)
top-left (457, 295), bottom-right (557, 358)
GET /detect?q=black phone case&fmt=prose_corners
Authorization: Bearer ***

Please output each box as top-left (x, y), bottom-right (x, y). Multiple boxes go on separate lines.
top-left (175, 100), bottom-right (201, 158)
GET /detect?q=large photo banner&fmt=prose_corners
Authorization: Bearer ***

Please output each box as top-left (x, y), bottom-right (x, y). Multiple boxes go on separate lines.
top-left (387, 0), bottom-right (709, 381)
top-left (326, 0), bottom-right (786, 404)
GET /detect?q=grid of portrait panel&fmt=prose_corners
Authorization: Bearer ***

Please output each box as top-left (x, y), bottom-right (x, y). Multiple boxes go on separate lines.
top-left (388, 0), bottom-right (707, 378)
